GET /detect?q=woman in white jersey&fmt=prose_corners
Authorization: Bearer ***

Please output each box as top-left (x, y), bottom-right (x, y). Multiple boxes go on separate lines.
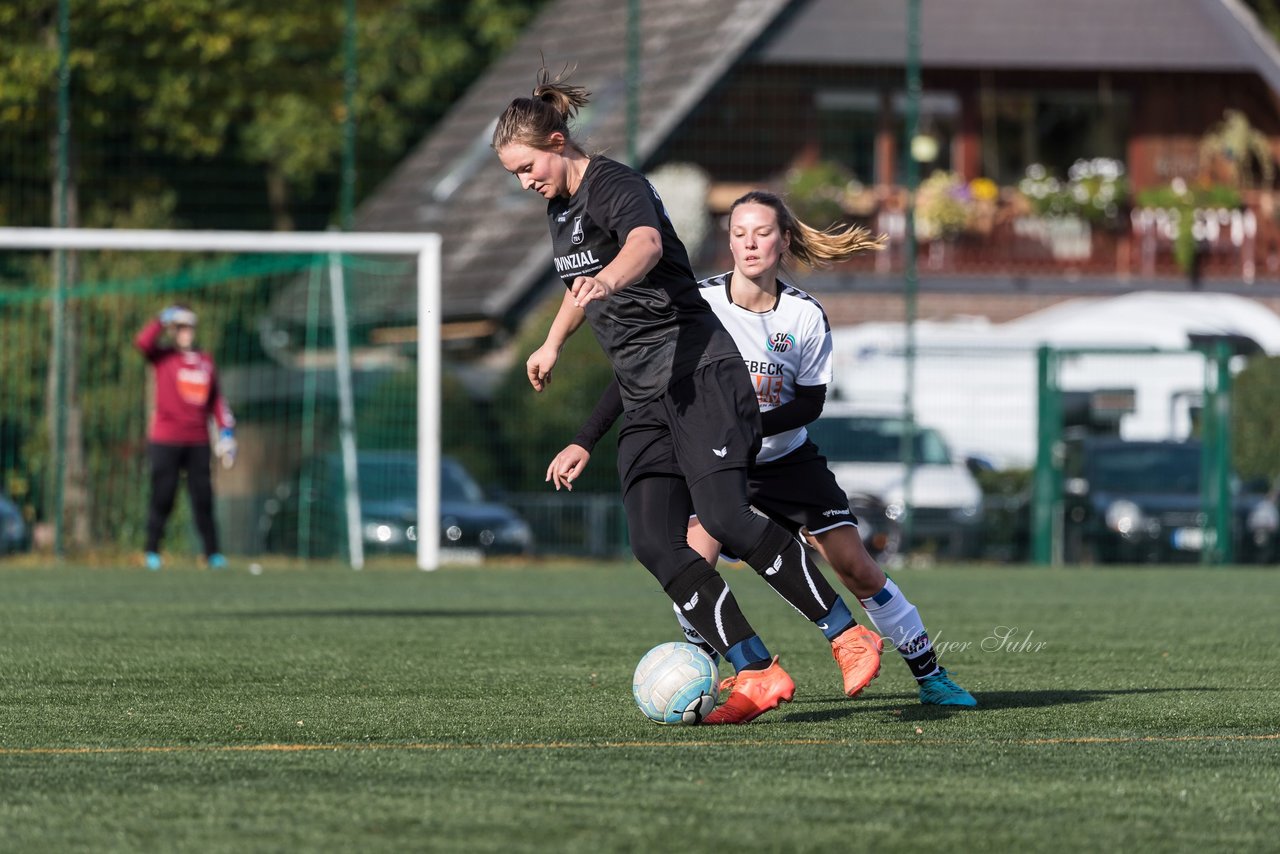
top-left (549, 191), bottom-right (976, 707)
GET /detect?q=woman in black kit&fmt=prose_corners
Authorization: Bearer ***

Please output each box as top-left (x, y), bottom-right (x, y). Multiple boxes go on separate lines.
top-left (492, 67), bottom-right (881, 724)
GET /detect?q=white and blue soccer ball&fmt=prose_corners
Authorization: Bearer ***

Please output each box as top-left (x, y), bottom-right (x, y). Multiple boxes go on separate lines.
top-left (632, 641), bottom-right (719, 725)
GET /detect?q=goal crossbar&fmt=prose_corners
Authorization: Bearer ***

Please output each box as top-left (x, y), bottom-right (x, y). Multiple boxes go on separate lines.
top-left (0, 227), bottom-right (444, 571)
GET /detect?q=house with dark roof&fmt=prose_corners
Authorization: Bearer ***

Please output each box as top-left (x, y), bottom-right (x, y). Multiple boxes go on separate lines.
top-left (353, 0), bottom-right (1280, 346)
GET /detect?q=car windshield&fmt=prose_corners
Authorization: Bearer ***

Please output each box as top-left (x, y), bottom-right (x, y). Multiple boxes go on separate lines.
top-left (807, 417), bottom-right (952, 465)
top-left (356, 457), bottom-right (485, 504)
top-left (1087, 444), bottom-right (1201, 494)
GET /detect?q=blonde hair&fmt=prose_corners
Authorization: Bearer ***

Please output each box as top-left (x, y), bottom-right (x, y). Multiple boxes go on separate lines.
top-left (732, 190), bottom-right (886, 268)
top-left (491, 66), bottom-right (591, 153)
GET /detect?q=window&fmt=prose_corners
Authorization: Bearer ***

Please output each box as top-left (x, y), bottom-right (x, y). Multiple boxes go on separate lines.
top-left (816, 90), bottom-right (959, 184)
top-left (807, 416), bottom-right (953, 465)
top-left (983, 91), bottom-right (1129, 184)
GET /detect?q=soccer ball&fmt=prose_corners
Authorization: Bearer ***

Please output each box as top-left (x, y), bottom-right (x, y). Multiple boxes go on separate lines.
top-left (632, 641), bottom-right (719, 725)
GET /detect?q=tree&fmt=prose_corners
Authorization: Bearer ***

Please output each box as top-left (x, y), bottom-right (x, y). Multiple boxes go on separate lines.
top-left (492, 295), bottom-right (619, 496)
top-left (1247, 0), bottom-right (1280, 42)
top-left (0, 0), bottom-right (549, 231)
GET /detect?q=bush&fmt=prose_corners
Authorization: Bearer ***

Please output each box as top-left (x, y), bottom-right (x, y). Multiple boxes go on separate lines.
top-left (1232, 355), bottom-right (1280, 485)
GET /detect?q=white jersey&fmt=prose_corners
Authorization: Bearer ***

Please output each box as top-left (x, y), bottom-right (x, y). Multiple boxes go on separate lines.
top-left (698, 273), bottom-right (833, 463)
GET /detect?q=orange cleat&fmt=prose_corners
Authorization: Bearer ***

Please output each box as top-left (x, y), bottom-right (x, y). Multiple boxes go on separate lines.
top-left (703, 657), bottom-right (795, 725)
top-left (831, 624), bottom-right (883, 697)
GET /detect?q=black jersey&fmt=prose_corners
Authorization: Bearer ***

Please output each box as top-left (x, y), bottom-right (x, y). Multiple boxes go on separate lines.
top-left (547, 156), bottom-right (739, 408)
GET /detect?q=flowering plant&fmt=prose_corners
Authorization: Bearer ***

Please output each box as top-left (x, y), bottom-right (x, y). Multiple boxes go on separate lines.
top-left (785, 161), bottom-right (866, 227)
top-left (915, 170), bottom-right (970, 240)
top-left (1134, 178), bottom-right (1244, 273)
top-left (969, 177), bottom-right (999, 203)
top-left (1018, 159), bottom-right (1127, 224)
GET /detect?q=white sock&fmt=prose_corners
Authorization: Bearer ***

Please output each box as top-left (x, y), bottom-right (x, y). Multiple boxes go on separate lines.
top-left (858, 578), bottom-right (940, 681)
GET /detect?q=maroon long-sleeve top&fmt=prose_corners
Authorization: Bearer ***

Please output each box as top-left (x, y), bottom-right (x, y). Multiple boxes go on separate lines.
top-left (134, 319), bottom-right (235, 445)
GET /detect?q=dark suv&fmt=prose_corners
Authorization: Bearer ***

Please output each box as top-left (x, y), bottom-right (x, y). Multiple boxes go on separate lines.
top-left (1062, 437), bottom-right (1278, 564)
top-left (261, 453), bottom-right (533, 558)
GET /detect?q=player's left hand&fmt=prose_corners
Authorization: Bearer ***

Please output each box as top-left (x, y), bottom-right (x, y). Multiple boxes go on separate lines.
top-left (545, 444), bottom-right (591, 491)
top-left (215, 428), bottom-right (237, 470)
top-left (570, 275), bottom-right (614, 308)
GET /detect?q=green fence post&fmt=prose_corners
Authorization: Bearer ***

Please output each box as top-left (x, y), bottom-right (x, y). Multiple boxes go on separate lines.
top-left (1209, 340), bottom-right (1233, 564)
top-left (1032, 345), bottom-right (1060, 565)
top-left (1200, 346), bottom-right (1216, 565)
top-left (51, 0), bottom-right (71, 558)
top-left (626, 0), bottom-right (640, 167)
top-left (339, 0), bottom-right (357, 232)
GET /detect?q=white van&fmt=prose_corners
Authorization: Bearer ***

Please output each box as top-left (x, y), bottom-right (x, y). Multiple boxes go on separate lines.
top-left (805, 403), bottom-right (984, 557)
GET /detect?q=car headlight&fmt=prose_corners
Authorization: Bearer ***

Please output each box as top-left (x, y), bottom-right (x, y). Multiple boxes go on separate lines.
top-left (1248, 502), bottom-right (1279, 533)
top-left (1104, 500), bottom-right (1143, 536)
top-left (950, 501), bottom-right (983, 522)
top-left (363, 521), bottom-right (406, 545)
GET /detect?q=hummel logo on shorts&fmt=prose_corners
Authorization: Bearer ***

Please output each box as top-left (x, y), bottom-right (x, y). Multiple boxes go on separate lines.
top-left (712, 446), bottom-right (728, 457)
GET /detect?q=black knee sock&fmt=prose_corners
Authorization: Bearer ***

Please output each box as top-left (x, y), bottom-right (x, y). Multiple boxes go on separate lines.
top-left (742, 526), bottom-right (855, 632)
top-left (666, 561), bottom-right (766, 666)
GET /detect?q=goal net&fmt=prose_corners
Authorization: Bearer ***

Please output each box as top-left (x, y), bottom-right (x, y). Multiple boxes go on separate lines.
top-left (0, 228), bottom-right (442, 570)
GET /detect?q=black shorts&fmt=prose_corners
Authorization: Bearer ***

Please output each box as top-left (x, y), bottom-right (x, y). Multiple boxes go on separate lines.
top-left (617, 358), bottom-right (762, 494)
top-left (745, 440), bottom-right (858, 536)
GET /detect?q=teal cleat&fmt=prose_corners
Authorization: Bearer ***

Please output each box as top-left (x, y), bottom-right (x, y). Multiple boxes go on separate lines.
top-left (207, 553), bottom-right (228, 570)
top-left (145, 552), bottom-right (162, 571)
top-left (918, 668), bottom-right (977, 707)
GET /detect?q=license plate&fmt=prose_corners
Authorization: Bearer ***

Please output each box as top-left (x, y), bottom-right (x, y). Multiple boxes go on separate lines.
top-left (440, 547), bottom-right (483, 565)
top-left (1171, 527), bottom-right (1204, 551)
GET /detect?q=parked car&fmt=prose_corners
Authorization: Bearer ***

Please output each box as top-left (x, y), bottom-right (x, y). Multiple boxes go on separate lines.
top-left (805, 406), bottom-right (984, 558)
top-left (260, 453), bottom-right (533, 559)
top-left (1062, 437), bottom-right (1279, 564)
top-left (0, 494), bottom-right (30, 555)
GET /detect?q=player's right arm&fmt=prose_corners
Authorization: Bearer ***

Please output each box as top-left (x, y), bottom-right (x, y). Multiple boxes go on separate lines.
top-left (527, 290), bottom-right (587, 392)
top-left (134, 315), bottom-right (166, 361)
top-left (135, 306), bottom-right (183, 362)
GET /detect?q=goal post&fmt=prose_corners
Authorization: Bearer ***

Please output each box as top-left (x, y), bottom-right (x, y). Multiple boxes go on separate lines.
top-left (0, 227), bottom-right (444, 571)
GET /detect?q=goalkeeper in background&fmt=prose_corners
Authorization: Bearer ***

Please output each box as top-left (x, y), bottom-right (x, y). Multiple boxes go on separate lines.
top-left (134, 305), bottom-right (236, 570)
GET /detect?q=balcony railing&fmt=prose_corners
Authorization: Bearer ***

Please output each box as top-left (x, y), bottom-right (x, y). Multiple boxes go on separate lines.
top-left (703, 187), bottom-right (1280, 284)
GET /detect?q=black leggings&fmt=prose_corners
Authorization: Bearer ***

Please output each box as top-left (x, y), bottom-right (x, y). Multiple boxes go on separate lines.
top-left (623, 468), bottom-right (775, 590)
top-left (145, 442), bottom-right (219, 555)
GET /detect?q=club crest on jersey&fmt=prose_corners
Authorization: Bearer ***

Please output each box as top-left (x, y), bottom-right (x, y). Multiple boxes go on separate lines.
top-left (767, 332), bottom-right (796, 353)
top-left (571, 216), bottom-right (584, 244)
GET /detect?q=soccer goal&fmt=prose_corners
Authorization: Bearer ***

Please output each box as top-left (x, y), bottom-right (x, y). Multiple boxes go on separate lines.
top-left (0, 227), bottom-right (443, 571)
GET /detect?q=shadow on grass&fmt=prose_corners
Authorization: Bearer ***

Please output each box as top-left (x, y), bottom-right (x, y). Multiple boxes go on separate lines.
top-left (782, 686), bottom-right (1226, 723)
top-left (198, 608), bottom-right (563, 620)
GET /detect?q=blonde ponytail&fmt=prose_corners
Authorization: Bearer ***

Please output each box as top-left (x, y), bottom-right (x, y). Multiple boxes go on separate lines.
top-left (732, 190), bottom-right (886, 269)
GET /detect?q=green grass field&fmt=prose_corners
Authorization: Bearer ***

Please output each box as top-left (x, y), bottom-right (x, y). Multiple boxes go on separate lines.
top-left (1, 559), bottom-right (1277, 852)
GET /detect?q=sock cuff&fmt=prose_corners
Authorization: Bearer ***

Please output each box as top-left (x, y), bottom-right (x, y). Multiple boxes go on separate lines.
top-left (861, 577), bottom-right (901, 609)
top-left (819, 597), bottom-right (856, 641)
top-left (725, 634), bottom-right (771, 671)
